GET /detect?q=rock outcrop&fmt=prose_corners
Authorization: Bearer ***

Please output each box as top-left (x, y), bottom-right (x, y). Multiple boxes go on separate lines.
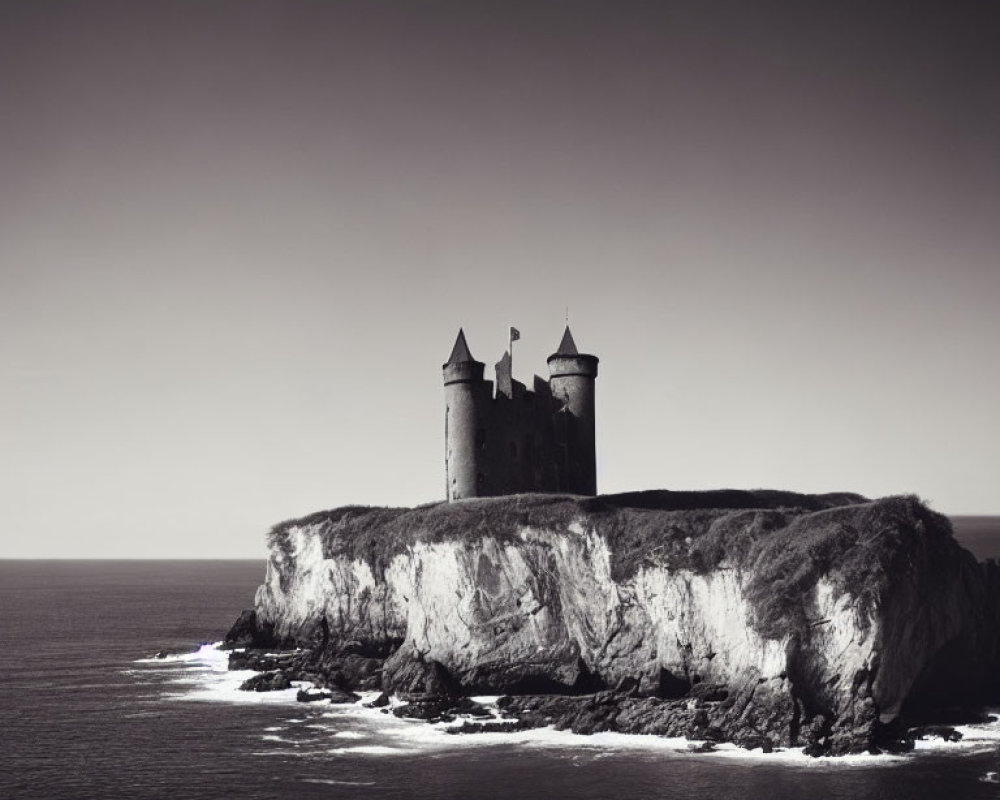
top-left (226, 490), bottom-right (1000, 754)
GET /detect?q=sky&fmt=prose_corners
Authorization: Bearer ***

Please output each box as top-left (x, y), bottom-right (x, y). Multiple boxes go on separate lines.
top-left (2, 0), bottom-right (998, 558)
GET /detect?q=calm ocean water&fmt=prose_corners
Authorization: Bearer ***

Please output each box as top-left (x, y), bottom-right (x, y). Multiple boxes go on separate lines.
top-left (3, 543), bottom-right (1000, 800)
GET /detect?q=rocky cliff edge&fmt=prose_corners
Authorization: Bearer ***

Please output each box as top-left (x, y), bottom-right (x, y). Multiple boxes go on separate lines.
top-left (226, 490), bottom-right (1000, 754)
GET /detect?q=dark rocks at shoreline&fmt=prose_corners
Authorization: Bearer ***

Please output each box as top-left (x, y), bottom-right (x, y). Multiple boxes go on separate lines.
top-left (341, 654), bottom-right (389, 691)
top-left (494, 690), bottom-right (879, 756)
top-left (392, 696), bottom-right (494, 723)
top-left (365, 692), bottom-right (391, 708)
top-left (229, 645), bottom-right (383, 693)
top-left (296, 688), bottom-right (330, 702)
top-left (383, 656), bottom-right (462, 700)
top-left (224, 609), bottom-right (260, 648)
top-left (910, 725), bottom-right (963, 742)
top-left (458, 654), bottom-right (601, 696)
top-left (229, 650), bottom-right (300, 672)
top-left (801, 715), bottom-right (833, 758)
top-left (234, 654), bottom-right (363, 702)
top-left (497, 692), bottom-right (701, 738)
top-left (240, 671), bottom-right (291, 692)
top-left (296, 688), bottom-right (361, 704)
top-left (445, 719), bottom-right (538, 735)
top-left (224, 635), bottom-right (989, 756)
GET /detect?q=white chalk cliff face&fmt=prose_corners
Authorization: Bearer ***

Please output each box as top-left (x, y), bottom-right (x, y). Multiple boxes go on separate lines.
top-left (248, 493), bottom-right (998, 751)
top-left (258, 526), bottom-right (780, 685)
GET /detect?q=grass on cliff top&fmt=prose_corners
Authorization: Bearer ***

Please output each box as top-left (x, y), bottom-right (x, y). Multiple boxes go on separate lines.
top-left (268, 494), bottom-right (582, 575)
top-left (267, 488), bottom-right (867, 581)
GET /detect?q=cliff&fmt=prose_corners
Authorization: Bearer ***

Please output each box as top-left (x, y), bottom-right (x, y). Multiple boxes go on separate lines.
top-left (228, 490), bottom-right (1000, 754)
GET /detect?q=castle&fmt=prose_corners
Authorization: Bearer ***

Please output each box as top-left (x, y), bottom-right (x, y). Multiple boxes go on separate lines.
top-left (442, 326), bottom-right (599, 502)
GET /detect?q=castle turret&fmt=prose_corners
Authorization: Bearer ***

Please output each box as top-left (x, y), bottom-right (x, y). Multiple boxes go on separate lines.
top-left (547, 326), bottom-right (599, 495)
top-left (443, 329), bottom-right (488, 501)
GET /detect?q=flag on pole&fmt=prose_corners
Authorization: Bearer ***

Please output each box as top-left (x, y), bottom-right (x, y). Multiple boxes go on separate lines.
top-left (510, 327), bottom-right (521, 342)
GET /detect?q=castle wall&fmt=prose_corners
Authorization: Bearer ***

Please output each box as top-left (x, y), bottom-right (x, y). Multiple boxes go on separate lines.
top-left (479, 384), bottom-right (562, 497)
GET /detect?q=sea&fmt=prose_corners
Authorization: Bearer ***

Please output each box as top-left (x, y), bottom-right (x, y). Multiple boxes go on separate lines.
top-left (3, 517), bottom-right (1000, 800)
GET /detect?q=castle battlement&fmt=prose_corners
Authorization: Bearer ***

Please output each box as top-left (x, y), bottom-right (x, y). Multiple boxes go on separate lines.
top-left (442, 326), bottom-right (599, 502)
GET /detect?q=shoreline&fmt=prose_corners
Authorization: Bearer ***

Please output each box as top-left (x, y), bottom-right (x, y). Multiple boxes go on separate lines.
top-left (134, 642), bottom-right (1000, 767)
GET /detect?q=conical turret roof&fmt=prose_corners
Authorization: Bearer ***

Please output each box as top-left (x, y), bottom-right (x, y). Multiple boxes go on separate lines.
top-left (555, 325), bottom-right (579, 356)
top-left (446, 328), bottom-right (475, 364)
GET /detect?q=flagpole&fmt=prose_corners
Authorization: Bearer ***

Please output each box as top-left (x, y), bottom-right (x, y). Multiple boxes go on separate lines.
top-left (508, 326), bottom-right (521, 386)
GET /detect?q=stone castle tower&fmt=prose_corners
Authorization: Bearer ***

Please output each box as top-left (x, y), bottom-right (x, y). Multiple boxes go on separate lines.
top-left (442, 326), bottom-right (599, 502)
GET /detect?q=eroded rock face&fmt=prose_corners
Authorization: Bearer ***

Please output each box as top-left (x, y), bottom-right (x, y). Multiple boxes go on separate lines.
top-left (231, 492), bottom-right (1000, 754)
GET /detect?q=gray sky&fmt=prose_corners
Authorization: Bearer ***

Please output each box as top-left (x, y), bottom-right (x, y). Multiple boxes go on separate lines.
top-left (2, 0), bottom-right (998, 558)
